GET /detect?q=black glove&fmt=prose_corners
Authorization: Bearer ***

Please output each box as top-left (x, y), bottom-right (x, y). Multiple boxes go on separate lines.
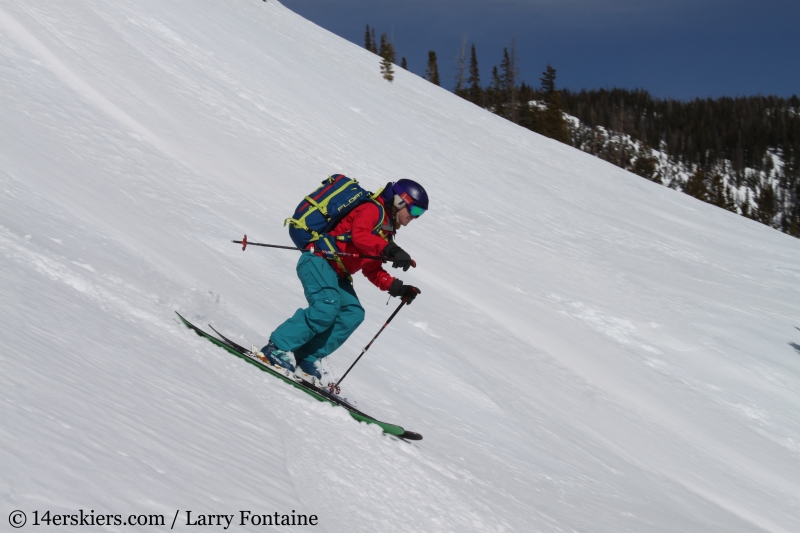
top-left (389, 279), bottom-right (421, 305)
top-left (383, 242), bottom-right (414, 272)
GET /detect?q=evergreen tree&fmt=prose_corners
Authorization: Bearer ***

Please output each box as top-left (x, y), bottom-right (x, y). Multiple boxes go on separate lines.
top-left (488, 65), bottom-right (502, 114)
top-left (364, 25), bottom-right (372, 52)
top-left (539, 64), bottom-right (569, 143)
top-left (510, 41), bottom-right (519, 123)
top-left (754, 183), bottom-right (777, 226)
top-left (425, 51), bottom-right (440, 86)
top-left (517, 82), bottom-right (543, 132)
top-left (370, 28), bottom-right (377, 54)
top-left (740, 189), bottom-right (752, 218)
top-left (379, 33), bottom-right (395, 82)
top-left (500, 49), bottom-right (511, 87)
top-left (789, 215), bottom-right (800, 237)
top-left (684, 168), bottom-right (709, 202)
top-left (401, 57), bottom-right (407, 70)
top-left (547, 91), bottom-right (570, 143)
top-left (631, 143), bottom-right (660, 183)
top-left (540, 64), bottom-right (556, 95)
top-left (454, 37), bottom-right (468, 99)
top-left (467, 44), bottom-right (482, 106)
top-left (500, 42), bottom-right (519, 123)
top-left (708, 173), bottom-right (736, 211)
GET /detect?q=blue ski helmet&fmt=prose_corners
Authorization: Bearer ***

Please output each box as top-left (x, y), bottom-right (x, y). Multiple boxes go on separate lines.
top-left (390, 179), bottom-right (429, 216)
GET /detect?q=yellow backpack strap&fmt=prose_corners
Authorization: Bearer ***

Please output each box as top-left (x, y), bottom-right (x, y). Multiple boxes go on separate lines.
top-left (287, 178), bottom-right (359, 233)
top-left (314, 178), bottom-right (358, 217)
top-left (320, 235), bottom-right (353, 282)
top-left (284, 216), bottom-right (307, 230)
top-left (304, 195), bottom-right (321, 210)
top-left (366, 195), bottom-right (389, 239)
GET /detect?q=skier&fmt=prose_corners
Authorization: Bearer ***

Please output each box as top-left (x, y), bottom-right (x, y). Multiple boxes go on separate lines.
top-left (259, 179), bottom-right (428, 384)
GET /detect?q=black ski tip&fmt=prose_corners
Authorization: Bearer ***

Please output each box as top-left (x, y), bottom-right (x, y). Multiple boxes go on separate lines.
top-left (400, 431), bottom-right (423, 441)
top-left (175, 311), bottom-right (198, 331)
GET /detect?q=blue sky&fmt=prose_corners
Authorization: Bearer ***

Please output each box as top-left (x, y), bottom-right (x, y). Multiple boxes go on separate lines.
top-left (278, 0), bottom-right (799, 101)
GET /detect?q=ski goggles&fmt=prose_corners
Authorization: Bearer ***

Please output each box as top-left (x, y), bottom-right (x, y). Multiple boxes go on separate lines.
top-left (408, 204), bottom-right (427, 218)
top-left (397, 192), bottom-right (427, 218)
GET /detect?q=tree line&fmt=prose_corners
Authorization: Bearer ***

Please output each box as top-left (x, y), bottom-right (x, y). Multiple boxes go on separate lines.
top-left (363, 26), bottom-right (800, 238)
top-left (559, 90), bottom-right (799, 235)
top-left (364, 29), bottom-right (571, 144)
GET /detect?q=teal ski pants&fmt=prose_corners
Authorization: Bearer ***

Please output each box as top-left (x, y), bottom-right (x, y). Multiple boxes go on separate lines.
top-left (270, 252), bottom-right (365, 363)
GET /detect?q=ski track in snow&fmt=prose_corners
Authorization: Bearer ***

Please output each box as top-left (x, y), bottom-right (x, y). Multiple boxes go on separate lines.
top-left (2, 1), bottom-right (800, 532)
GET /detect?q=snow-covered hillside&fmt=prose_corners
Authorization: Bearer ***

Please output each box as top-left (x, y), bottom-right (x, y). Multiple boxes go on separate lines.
top-left (2, 1), bottom-right (800, 531)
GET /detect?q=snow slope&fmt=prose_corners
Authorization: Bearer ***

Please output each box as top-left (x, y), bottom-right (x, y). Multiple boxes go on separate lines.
top-left (2, 1), bottom-right (799, 531)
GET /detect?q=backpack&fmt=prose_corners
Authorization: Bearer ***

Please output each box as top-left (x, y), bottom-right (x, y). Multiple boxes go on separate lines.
top-left (284, 174), bottom-right (387, 256)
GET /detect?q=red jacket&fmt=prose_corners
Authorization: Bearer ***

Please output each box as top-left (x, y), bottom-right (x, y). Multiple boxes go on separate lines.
top-left (311, 197), bottom-right (396, 291)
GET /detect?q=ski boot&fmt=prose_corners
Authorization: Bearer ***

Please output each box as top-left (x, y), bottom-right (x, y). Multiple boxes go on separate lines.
top-left (295, 357), bottom-right (325, 388)
top-left (256, 341), bottom-right (295, 377)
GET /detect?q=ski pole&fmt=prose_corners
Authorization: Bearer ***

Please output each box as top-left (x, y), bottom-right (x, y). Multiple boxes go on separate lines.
top-left (332, 297), bottom-right (410, 392)
top-left (233, 234), bottom-right (387, 262)
top-left (233, 234), bottom-right (416, 267)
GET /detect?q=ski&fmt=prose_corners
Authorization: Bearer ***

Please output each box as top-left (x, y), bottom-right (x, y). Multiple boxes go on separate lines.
top-left (176, 312), bottom-right (422, 440)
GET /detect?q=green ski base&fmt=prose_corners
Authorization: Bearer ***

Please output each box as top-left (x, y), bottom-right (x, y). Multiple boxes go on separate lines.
top-left (176, 312), bottom-right (422, 440)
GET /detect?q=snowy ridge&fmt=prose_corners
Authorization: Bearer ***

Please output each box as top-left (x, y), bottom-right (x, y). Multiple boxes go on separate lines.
top-left (566, 109), bottom-right (790, 220)
top-left (2, 1), bottom-right (800, 532)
